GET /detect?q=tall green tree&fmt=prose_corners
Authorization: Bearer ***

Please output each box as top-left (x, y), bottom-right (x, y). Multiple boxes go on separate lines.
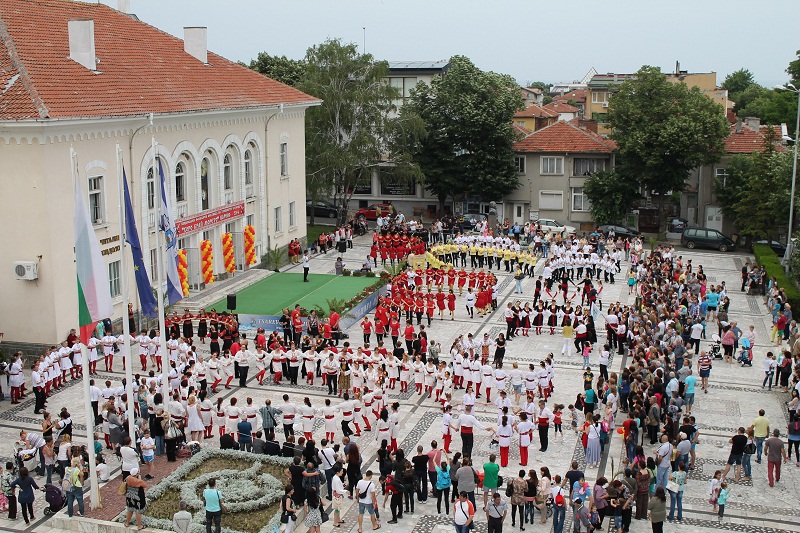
top-left (607, 65), bottom-right (729, 228)
top-left (716, 150), bottom-right (793, 240)
top-left (298, 39), bottom-right (422, 224)
top-left (403, 56), bottom-right (523, 212)
top-left (583, 170), bottom-right (639, 225)
top-left (722, 68), bottom-right (756, 95)
top-left (249, 53), bottom-right (306, 87)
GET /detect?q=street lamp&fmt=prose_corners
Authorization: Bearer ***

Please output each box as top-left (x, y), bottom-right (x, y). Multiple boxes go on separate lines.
top-left (775, 84), bottom-right (800, 270)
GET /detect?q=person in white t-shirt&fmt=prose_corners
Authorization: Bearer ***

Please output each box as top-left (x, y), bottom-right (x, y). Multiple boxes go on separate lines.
top-left (355, 471), bottom-right (379, 531)
top-left (139, 429), bottom-right (156, 480)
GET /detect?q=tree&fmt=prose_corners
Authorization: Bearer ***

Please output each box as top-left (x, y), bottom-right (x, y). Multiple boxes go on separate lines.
top-left (403, 56), bottom-right (524, 212)
top-left (714, 132), bottom-right (794, 240)
top-left (583, 170), bottom-right (639, 225)
top-left (298, 39), bottom-right (422, 224)
top-left (722, 68), bottom-right (756, 95)
top-left (787, 50), bottom-right (800, 85)
top-left (248, 53), bottom-right (305, 87)
top-left (607, 65), bottom-right (729, 229)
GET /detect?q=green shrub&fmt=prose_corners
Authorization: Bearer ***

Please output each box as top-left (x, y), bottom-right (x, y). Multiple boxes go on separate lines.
top-left (753, 244), bottom-right (800, 310)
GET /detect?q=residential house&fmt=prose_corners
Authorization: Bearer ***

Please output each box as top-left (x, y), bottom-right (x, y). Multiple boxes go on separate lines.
top-left (347, 60), bottom-right (450, 217)
top-left (681, 117), bottom-right (786, 235)
top-left (520, 86), bottom-right (544, 106)
top-left (543, 101), bottom-right (580, 122)
top-left (586, 69), bottom-right (732, 134)
top-left (503, 121), bottom-right (616, 228)
top-left (513, 104), bottom-right (558, 133)
top-left (553, 89), bottom-right (586, 117)
top-left (0, 0), bottom-right (319, 342)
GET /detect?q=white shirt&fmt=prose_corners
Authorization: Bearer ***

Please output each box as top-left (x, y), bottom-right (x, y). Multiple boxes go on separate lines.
top-left (356, 479), bottom-right (377, 504)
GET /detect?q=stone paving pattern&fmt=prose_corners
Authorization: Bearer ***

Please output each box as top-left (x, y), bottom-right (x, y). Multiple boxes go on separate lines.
top-left (2, 232), bottom-right (798, 533)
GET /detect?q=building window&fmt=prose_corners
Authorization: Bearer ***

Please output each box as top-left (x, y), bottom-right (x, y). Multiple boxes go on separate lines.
top-left (150, 248), bottom-right (158, 282)
top-left (591, 91), bottom-right (609, 103)
top-left (279, 142), bottom-right (288, 177)
top-left (147, 167), bottom-right (155, 210)
top-left (244, 149), bottom-right (253, 185)
top-left (539, 191), bottom-right (563, 210)
top-left (178, 238), bottom-right (189, 250)
top-left (88, 175), bottom-right (104, 224)
top-left (274, 206), bottom-right (282, 233)
top-left (175, 162), bottom-right (186, 202)
top-left (223, 154), bottom-right (233, 190)
top-left (515, 156), bottom-right (526, 174)
top-left (573, 158), bottom-right (606, 176)
top-left (201, 157), bottom-right (210, 210)
top-left (571, 187), bottom-right (590, 212)
top-left (108, 260), bottom-right (121, 298)
top-left (389, 77), bottom-right (418, 107)
top-left (225, 222), bottom-right (235, 234)
top-left (246, 214), bottom-right (254, 228)
top-left (540, 157), bottom-right (564, 175)
top-left (289, 201), bottom-right (296, 228)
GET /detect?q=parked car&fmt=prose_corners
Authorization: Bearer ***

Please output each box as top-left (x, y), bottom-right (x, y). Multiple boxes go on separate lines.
top-left (598, 224), bottom-right (640, 239)
top-left (668, 217), bottom-right (689, 233)
top-left (355, 203), bottom-right (398, 221)
top-left (306, 200), bottom-right (340, 219)
top-left (536, 218), bottom-right (577, 236)
top-left (455, 213), bottom-right (485, 232)
top-left (680, 227), bottom-right (736, 252)
top-left (751, 239), bottom-right (787, 256)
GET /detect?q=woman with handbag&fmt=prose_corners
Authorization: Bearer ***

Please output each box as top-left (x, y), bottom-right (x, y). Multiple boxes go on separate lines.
top-left (667, 462), bottom-right (686, 522)
top-left (123, 467), bottom-right (148, 530)
top-left (305, 487), bottom-right (326, 533)
top-left (162, 413), bottom-right (182, 462)
top-left (281, 486), bottom-right (298, 533)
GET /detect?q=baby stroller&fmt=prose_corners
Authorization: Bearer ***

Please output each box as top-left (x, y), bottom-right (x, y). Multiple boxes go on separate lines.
top-left (43, 483), bottom-right (66, 515)
top-left (13, 442), bottom-right (39, 474)
top-left (738, 337), bottom-right (753, 366)
top-left (709, 334), bottom-right (723, 359)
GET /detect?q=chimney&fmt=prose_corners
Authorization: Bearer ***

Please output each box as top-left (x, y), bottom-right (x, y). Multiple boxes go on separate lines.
top-left (184, 27), bottom-right (208, 64)
top-left (117, 0), bottom-right (130, 13)
top-left (68, 19), bottom-right (96, 71)
top-left (744, 116), bottom-right (760, 131)
top-left (735, 118), bottom-right (743, 134)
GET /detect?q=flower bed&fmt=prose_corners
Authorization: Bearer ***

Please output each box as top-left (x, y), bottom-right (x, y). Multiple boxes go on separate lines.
top-left (129, 448), bottom-right (291, 533)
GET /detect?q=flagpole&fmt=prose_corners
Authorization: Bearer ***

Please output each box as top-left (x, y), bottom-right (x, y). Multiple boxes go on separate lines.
top-left (72, 147), bottom-right (100, 510)
top-left (117, 142), bottom-right (138, 441)
top-left (154, 136), bottom-right (171, 399)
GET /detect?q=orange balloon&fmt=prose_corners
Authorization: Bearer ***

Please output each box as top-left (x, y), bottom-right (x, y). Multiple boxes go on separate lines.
top-left (616, 427), bottom-right (624, 434)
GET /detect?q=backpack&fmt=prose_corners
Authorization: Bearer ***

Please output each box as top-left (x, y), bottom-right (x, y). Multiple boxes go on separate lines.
top-left (62, 467), bottom-right (78, 492)
top-left (625, 424), bottom-right (639, 446)
top-left (555, 489), bottom-right (566, 508)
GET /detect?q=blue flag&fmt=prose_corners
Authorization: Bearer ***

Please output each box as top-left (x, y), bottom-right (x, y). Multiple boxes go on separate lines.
top-left (158, 160), bottom-right (183, 306)
top-left (123, 169), bottom-right (158, 318)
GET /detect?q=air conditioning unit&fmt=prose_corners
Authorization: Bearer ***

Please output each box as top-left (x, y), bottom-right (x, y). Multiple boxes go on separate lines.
top-left (14, 261), bottom-right (39, 280)
top-left (602, 102), bottom-right (609, 108)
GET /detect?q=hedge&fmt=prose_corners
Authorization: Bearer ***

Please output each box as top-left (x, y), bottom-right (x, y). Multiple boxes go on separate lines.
top-left (753, 244), bottom-right (800, 310)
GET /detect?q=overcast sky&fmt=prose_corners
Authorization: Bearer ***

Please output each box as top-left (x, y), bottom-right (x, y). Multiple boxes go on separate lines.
top-left (111, 0), bottom-right (798, 88)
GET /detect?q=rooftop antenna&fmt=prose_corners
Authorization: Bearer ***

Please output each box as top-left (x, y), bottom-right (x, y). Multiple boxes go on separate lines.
top-left (363, 27), bottom-right (366, 53)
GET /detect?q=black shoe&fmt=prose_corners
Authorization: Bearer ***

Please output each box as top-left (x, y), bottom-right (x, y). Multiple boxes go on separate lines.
top-left (388, 520), bottom-right (398, 524)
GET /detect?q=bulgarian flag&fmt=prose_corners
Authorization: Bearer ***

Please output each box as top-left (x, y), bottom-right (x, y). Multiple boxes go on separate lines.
top-left (73, 158), bottom-right (113, 344)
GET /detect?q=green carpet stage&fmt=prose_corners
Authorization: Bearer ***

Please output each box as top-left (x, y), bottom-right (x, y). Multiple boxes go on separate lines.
top-left (210, 272), bottom-right (377, 316)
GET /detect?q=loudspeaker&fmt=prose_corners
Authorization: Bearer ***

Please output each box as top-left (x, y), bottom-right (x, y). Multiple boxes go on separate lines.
top-left (227, 293), bottom-right (237, 310)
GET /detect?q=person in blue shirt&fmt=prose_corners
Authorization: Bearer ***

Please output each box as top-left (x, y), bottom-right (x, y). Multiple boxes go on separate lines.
top-left (684, 374), bottom-right (697, 416)
top-left (237, 416), bottom-right (253, 452)
top-left (203, 478), bottom-right (224, 533)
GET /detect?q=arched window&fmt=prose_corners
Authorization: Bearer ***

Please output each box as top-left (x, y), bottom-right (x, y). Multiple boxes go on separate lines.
top-left (201, 157), bottom-right (210, 210)
top-left (146, 167), bottom-right (155, 210)
top-left (223, 154), bottom-right (232, 190)
top-left (244, 149), bottom-right (252, 185)
top-left (175, 161), bottom-right (186, 202)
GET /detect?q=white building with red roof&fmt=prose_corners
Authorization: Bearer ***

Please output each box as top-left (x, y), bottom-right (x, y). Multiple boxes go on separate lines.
top-left (0, 0), bottom-right (320, 342)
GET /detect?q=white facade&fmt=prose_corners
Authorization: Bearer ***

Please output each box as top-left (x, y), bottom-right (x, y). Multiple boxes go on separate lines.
top-left (0, 107), bottom-right (310, 342)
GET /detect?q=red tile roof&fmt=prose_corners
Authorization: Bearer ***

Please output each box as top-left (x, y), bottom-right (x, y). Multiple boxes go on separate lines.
top-left (0, 0), bottom-right (319, 120)
top-left (554, 89), bottom-right (586, 103)
top-left (725, 123), bottom-right (785, 153)
top-left (512, 123), bottom-right (532, 137)
top-left (514, 104), bottom-right (557, 119)
top-left (543, 101), bottom-right (579, 114)
top-left (514, 120), bottom-right (617, 154)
